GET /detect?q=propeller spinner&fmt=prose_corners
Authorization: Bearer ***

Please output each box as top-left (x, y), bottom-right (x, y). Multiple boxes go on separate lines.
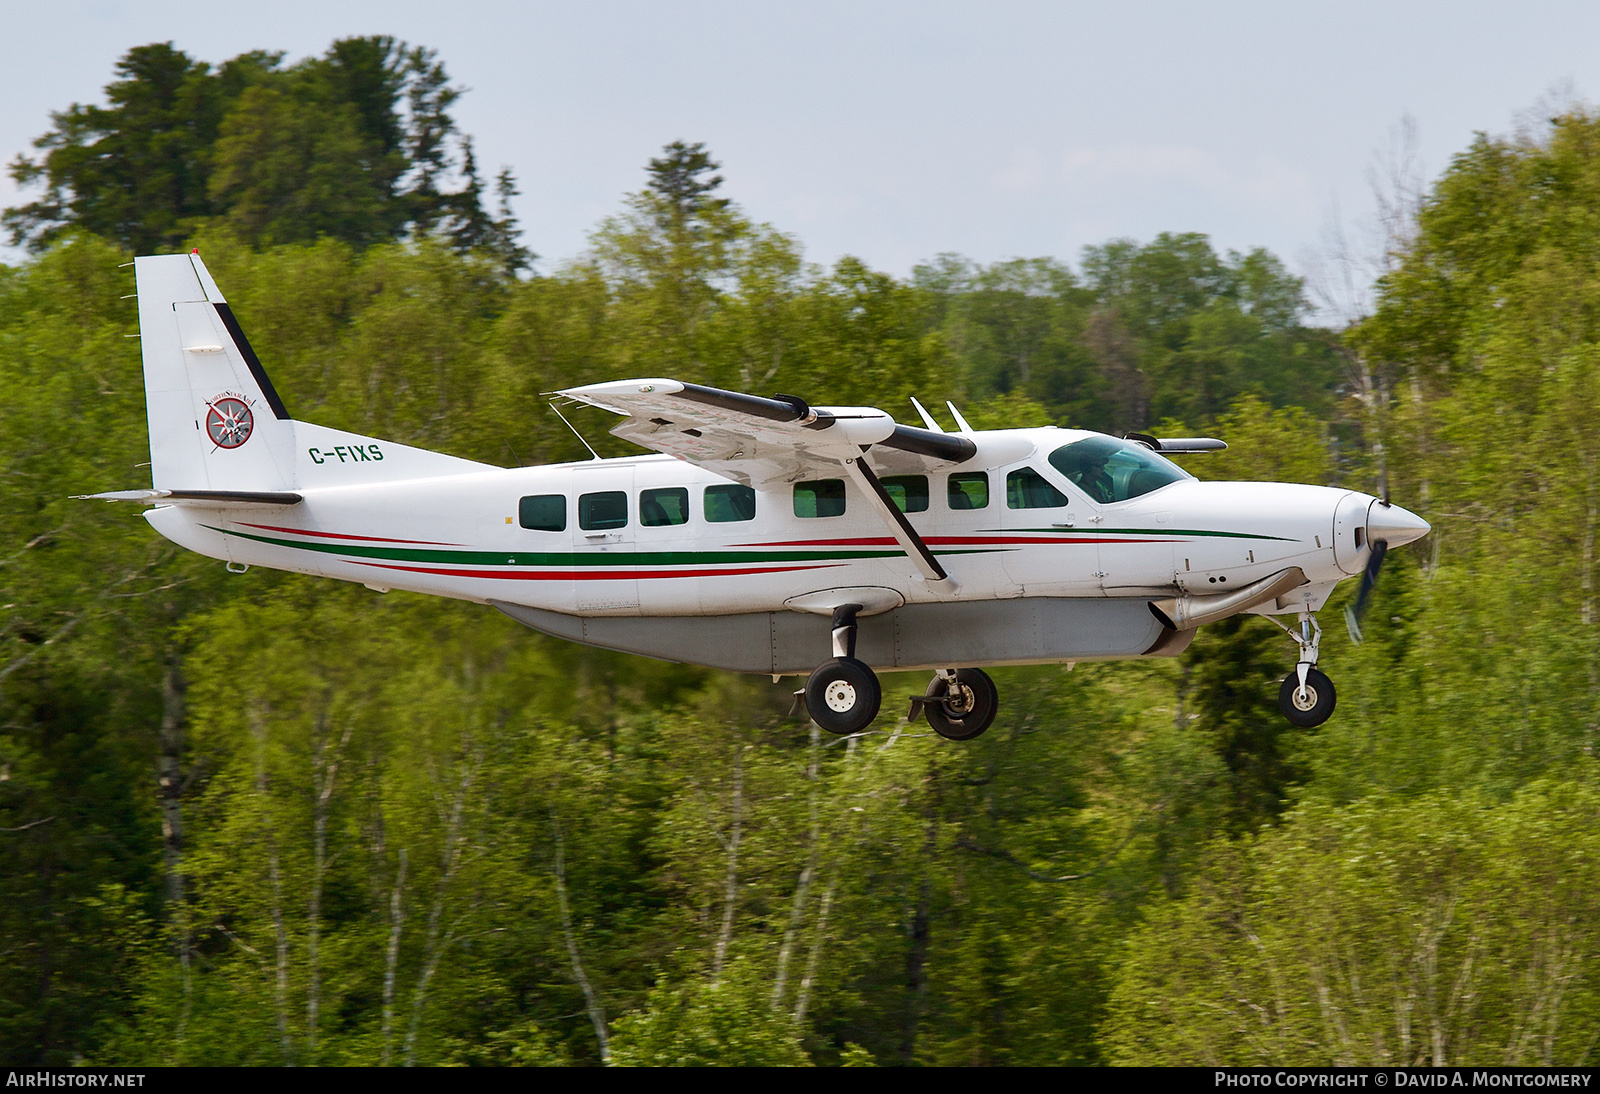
top-left (1344, 501), bottom-right (1430, 643)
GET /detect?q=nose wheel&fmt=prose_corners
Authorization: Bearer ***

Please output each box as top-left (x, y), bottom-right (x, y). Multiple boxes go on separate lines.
top-left (1278, 666), bottom-right (1335, 727)
top-left (1267, 610), bottom-right (1336, 728)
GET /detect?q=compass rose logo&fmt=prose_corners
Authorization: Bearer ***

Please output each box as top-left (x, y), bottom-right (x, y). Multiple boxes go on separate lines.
top-left (205, 396), bottom-right (255, 449)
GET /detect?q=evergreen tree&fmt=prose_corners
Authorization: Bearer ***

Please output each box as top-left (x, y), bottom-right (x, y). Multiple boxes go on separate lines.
top-left (645, 140), bottom-right (730, 230)
top-left (5, 38), bottom-right (522, 259)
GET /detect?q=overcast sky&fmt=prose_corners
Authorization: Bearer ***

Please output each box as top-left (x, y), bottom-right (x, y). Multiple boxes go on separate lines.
top-left (3, 0), bottom-right (1596, 314)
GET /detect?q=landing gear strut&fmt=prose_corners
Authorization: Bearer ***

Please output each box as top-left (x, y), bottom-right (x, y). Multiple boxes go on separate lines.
top-left (915, 667), bottom-right (999, 740)
top-left (1268, 609), bottom-right (1336, 728)
top-left (799, 605), bottom-right (1001, 740)
top-left (803, 604), bottom-right (882, 735)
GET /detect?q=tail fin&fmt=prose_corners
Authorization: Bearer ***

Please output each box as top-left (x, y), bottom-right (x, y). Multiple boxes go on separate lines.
top-left (135, 253), bottom-right (296, 492)
top-left (135, 253), bottom-right (490, 492)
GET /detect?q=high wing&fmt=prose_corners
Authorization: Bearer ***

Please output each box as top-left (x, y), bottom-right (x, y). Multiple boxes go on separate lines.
top-left (557, 378), bottom-right (978, 589)
top-left (558, 378), bottom-right (975, 483)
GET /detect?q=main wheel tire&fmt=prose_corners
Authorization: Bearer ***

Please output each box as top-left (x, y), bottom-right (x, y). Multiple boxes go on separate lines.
top-left (924, 668), bottom-right (999, 741)
top-left (804, 657), bottom-right (882, 735)
top-left (1279, 667), bottom-right (1336, 728)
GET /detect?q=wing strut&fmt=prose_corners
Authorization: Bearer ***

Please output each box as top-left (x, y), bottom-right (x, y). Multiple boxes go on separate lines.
top-left (841, 456), bottom-right (959, 594)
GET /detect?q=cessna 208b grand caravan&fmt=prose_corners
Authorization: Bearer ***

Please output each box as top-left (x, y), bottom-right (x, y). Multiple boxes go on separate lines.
top-left (85, 252), bottom-right (1430, 739)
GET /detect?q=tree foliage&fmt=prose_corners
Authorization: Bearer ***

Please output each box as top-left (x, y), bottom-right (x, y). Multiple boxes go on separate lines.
top-left (7, 75), bottom-right (1600, 1066)
top-left (5, 38), bottom-right (525, 268)
top-left (915, 236), bottom-right (1342, 434)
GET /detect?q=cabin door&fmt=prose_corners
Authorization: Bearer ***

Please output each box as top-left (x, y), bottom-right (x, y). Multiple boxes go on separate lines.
top-left (571, 467), bottom-right (638, 612)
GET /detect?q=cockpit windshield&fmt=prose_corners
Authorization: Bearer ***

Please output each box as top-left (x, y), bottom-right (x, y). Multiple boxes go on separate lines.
top-left (1047, 437), bottom-right (1191, 504)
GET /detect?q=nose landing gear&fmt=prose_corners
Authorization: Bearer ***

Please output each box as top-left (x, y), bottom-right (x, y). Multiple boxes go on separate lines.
top-left (1267, 610), bottom-right (1336, 727)
top-left (1279, 666), bottom-right (1335, 727)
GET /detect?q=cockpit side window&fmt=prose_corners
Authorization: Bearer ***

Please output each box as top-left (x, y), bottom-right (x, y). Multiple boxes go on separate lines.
top-left (1006, 467), bottom-right (1068, 509)
top-left (1047, 437), bottom-right (1188, 503)
top-left (948, 472), bottom-right (989, 510)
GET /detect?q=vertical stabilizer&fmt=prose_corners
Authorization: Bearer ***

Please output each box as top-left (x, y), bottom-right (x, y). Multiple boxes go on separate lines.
top-left (135, 253), bottom-right (296, 491)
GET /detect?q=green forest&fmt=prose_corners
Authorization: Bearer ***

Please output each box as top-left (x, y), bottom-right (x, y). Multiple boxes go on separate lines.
top-left (3, 39), bottom-right (1599, 1067)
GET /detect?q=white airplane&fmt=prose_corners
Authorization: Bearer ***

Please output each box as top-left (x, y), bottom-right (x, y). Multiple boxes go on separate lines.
top-left (84, 252), bottom-right (1429, 739)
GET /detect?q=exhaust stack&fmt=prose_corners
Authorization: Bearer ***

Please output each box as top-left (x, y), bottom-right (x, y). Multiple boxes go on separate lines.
top-left (1150, 567), bottom-right (1308, 630)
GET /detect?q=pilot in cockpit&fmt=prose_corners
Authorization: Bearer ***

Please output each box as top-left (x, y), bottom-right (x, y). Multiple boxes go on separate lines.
top-left (1072, 453), bottom-right (1115, 504)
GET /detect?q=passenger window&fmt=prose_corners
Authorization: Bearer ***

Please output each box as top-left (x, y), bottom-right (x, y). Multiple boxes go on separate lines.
top-left (794, 479), bottom-right (846, 518)
top-left (578, 490), bottom-right (628, 530)
top-left (640, 487), bottom-right (688, 527)
top-left (705, 483), bottom-right (756, 523)
top-left (1006, 467), bottom-right (1068, 509)
top-left (947, 473), bottom-right (989, 511)
top-left (880, 475), bottom-right (928, 513)
top-left (519, 494), bottom-right (566, 531)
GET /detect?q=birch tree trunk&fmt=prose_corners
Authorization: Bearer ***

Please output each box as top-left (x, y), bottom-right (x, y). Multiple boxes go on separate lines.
top-left (380, 848), bottom-right (408, 1066)
top-left (552, 815), bottom-right (610, 1065)
top-left (792, 873), bottom-right (836, 1028)
top-left (772, 727), bottom-right (820, 1010)
top-left (158, 660), bottom-right (191, 1048)
top-left (306, 711), bottom-right (352, 1062)
top-left (251, 705), bottom-right (294, 1065)
top-left (710, 745), bottom-right (743, 984)
top-left (402, 746), bottom-right (479, 1066)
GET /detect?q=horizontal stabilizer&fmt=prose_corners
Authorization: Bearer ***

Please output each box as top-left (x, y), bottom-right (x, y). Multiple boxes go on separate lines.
top-left (76, 488), bottom-right (302, 507)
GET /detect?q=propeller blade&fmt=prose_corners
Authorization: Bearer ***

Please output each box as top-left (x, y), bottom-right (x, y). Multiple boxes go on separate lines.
top-left (1344, 538), bottom-right (1388, 644)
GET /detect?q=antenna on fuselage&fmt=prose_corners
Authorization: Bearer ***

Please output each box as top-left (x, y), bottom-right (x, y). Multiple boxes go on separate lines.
top-left (549, 400), bottom-right (602, 461)
top-left (910, 397), bottom-right (945, 433)
top-left (946, 401), bottom-right (975, 433)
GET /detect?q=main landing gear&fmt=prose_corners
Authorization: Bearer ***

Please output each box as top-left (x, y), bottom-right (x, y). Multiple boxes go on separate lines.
top-left (914, 668), bottom-right (999, 741)
top-left (1267, 609), bottom-right (1336, 728)
top-left (799, 605), bottom-right (1000, 740)
top-left (803, 604), bottom-right (882, 735)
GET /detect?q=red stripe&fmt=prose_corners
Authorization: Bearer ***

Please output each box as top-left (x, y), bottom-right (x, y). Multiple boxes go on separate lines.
top-left (736, 535), bottom-right (1167, 547)
top-left (941, 536), bottom-right (1167, 545)
top-left (735, 537), bottom-right (899, 547)
top-left (354, 562), bottom-right (844, 580)
top-left (238, 522), bottom-right (463, 546)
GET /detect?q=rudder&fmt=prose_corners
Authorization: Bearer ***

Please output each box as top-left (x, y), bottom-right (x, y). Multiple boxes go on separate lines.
top-left (135, 253), bottom-right (296, 492)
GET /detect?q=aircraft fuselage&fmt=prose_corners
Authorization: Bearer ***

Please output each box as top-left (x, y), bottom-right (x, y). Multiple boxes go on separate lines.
top-left (146, 427), bottom-right (1380, 671)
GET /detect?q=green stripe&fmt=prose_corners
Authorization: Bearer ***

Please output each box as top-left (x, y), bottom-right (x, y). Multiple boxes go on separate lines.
top-left (207, 526), bottom-right (1002, 567)
top-left (1004, 527), bottom-right (1298, 542)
